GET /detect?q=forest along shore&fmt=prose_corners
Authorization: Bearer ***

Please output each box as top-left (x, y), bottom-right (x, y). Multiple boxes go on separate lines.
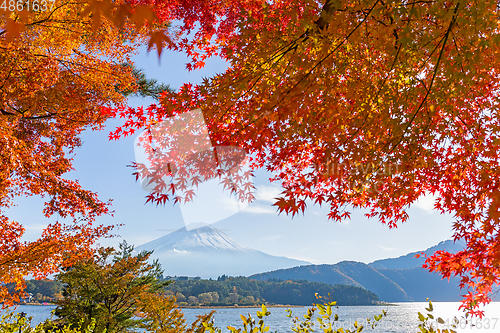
top-left (12, 277), bottom-right (381, 307)
top-left (164, 276), bottom-right (379, 306)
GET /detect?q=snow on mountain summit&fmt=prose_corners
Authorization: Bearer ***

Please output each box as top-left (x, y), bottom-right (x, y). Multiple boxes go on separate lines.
top-left (134, 225), bottom-right (310, 278)
top-left (136, 225), bottom-right (253, 253)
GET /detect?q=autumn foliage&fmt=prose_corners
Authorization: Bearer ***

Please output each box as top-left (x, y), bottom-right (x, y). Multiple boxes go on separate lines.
top-left (0, 0), bottom-right (156, 304)
top-left (2, 0), bottom-right (500, 317)
top-left (109, 0), bottom-right (500, 316)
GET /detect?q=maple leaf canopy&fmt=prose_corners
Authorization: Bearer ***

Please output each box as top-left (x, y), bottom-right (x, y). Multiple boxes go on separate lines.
top-left (110, 0), bottom-right (500, 316)
top-left (0, 0), bottom-right (156, 305)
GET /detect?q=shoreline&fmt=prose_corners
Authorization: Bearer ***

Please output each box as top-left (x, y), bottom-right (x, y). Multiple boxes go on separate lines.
top-left (14, 302), bottom-right (397, 308)
top-left (179, 302), bottom-right (398, 309)
top-left (180, 304), bottom-right (304, 309)
top-left (15, 303), bottom-right (390, 308)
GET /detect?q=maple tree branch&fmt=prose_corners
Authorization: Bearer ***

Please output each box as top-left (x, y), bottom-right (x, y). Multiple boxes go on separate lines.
top-left (0, 1), bottom-right (70, 39)
top-left (0, 238), bottom-right (55, 267)
top-left (417, 34), bottom-right (448, 72)
top-left (339, 43), bottom-right (403, 154)
top-left (1, 103), bottom-right (57, 120)
top-left (213, 36), bottom-right (304, 125)
top-left (0, 68), bottom-right (15, 91)
top-left (387, 1), bottom-right (460, 155)
top-left (0, 108), bottom-right (16, 117)
top-left (31, 22), bottom-right (90, 35)
top-left (24, 113), bottom-right (58, 120)
top-left (403, 0), bottom-right (438, 4)
top-left (57, 57), bottom-right (122, 78)
top-left (228, 34), bottom-right (307, 87)
top-left (227, 43), bottom-right (294, 110)
top-left (213, 0), bottom-right (366, 128)
top-left (24, 2), bottom-right (69, 27)
top-left (248, 0), bottom-right (381, 126)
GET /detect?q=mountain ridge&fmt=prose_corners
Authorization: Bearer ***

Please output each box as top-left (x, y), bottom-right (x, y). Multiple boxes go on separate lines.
top-left (136, 228), bottom-right (474, 302)
top-left (250, 239), bottom-right (465, 302)
top-left (368, 239), bottom-right (466, 269)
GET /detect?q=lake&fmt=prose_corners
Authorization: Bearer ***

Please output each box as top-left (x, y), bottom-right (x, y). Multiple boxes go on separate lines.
top-left (3, 302), bottom-right (500, 332)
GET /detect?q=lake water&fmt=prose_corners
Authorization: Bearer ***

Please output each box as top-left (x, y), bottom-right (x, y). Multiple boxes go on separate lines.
top-left (3, 302), bottom-right (500, 332)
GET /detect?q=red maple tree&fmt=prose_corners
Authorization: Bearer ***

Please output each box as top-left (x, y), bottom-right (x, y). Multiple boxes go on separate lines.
top-left (113, 0), bottom-right (500, 316)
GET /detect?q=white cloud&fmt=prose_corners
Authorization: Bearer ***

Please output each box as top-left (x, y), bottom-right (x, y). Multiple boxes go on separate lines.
top-left (242, 205), bottom-right (276, 215)
top-left (177, 177), bottom-right (250, 228)
top-left (171, 248), bottom-right (190, 254)
top-left (414, 193), bottom-right (437, 213)
top-left (23, 224), bottom-right (46, 231)
top-left (254, 185), bottom-right (282, 203)
top-left (339, 219), bottom-right (350, 225)
top-left (379, 245), bottom-right (396, 251)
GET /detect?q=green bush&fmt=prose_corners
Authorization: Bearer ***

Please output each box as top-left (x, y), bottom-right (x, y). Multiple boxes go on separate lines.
top-left (0, 312), bottom-right (97, 333)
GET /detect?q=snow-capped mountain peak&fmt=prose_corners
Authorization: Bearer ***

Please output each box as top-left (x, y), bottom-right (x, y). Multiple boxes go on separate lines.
top-left (134, 225), bottom-right (310, 278)
top-left (136, 225), bottom-right (252, 253)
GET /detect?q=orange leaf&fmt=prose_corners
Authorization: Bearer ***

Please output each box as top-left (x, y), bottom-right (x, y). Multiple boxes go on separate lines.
top-left (81, 0), bottom-right (113, 31)
top-left (130, 5), bottom-right (158, 31)
top-left (3, 19), bottom-right (24, 44)
top-left (147, 30), bottom-right (171, 58)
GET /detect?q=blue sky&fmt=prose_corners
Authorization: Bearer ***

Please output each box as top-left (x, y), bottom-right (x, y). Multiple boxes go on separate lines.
top-left (7, 46), bottom-right (456, 265)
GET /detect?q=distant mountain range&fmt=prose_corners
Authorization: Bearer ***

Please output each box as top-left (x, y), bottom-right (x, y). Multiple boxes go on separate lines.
top-left (369, 239), bottom-right (466, 269)
top-left (250, 240), bottom-right (467, 302)
top-left (134, 225), bottom-right (310, 278)
top-left (137, 227), bottom-right (491, 303)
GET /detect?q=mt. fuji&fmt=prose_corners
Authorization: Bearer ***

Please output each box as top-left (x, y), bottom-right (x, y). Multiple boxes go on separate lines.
top-left (134, 225), bottom-right (310, 278)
